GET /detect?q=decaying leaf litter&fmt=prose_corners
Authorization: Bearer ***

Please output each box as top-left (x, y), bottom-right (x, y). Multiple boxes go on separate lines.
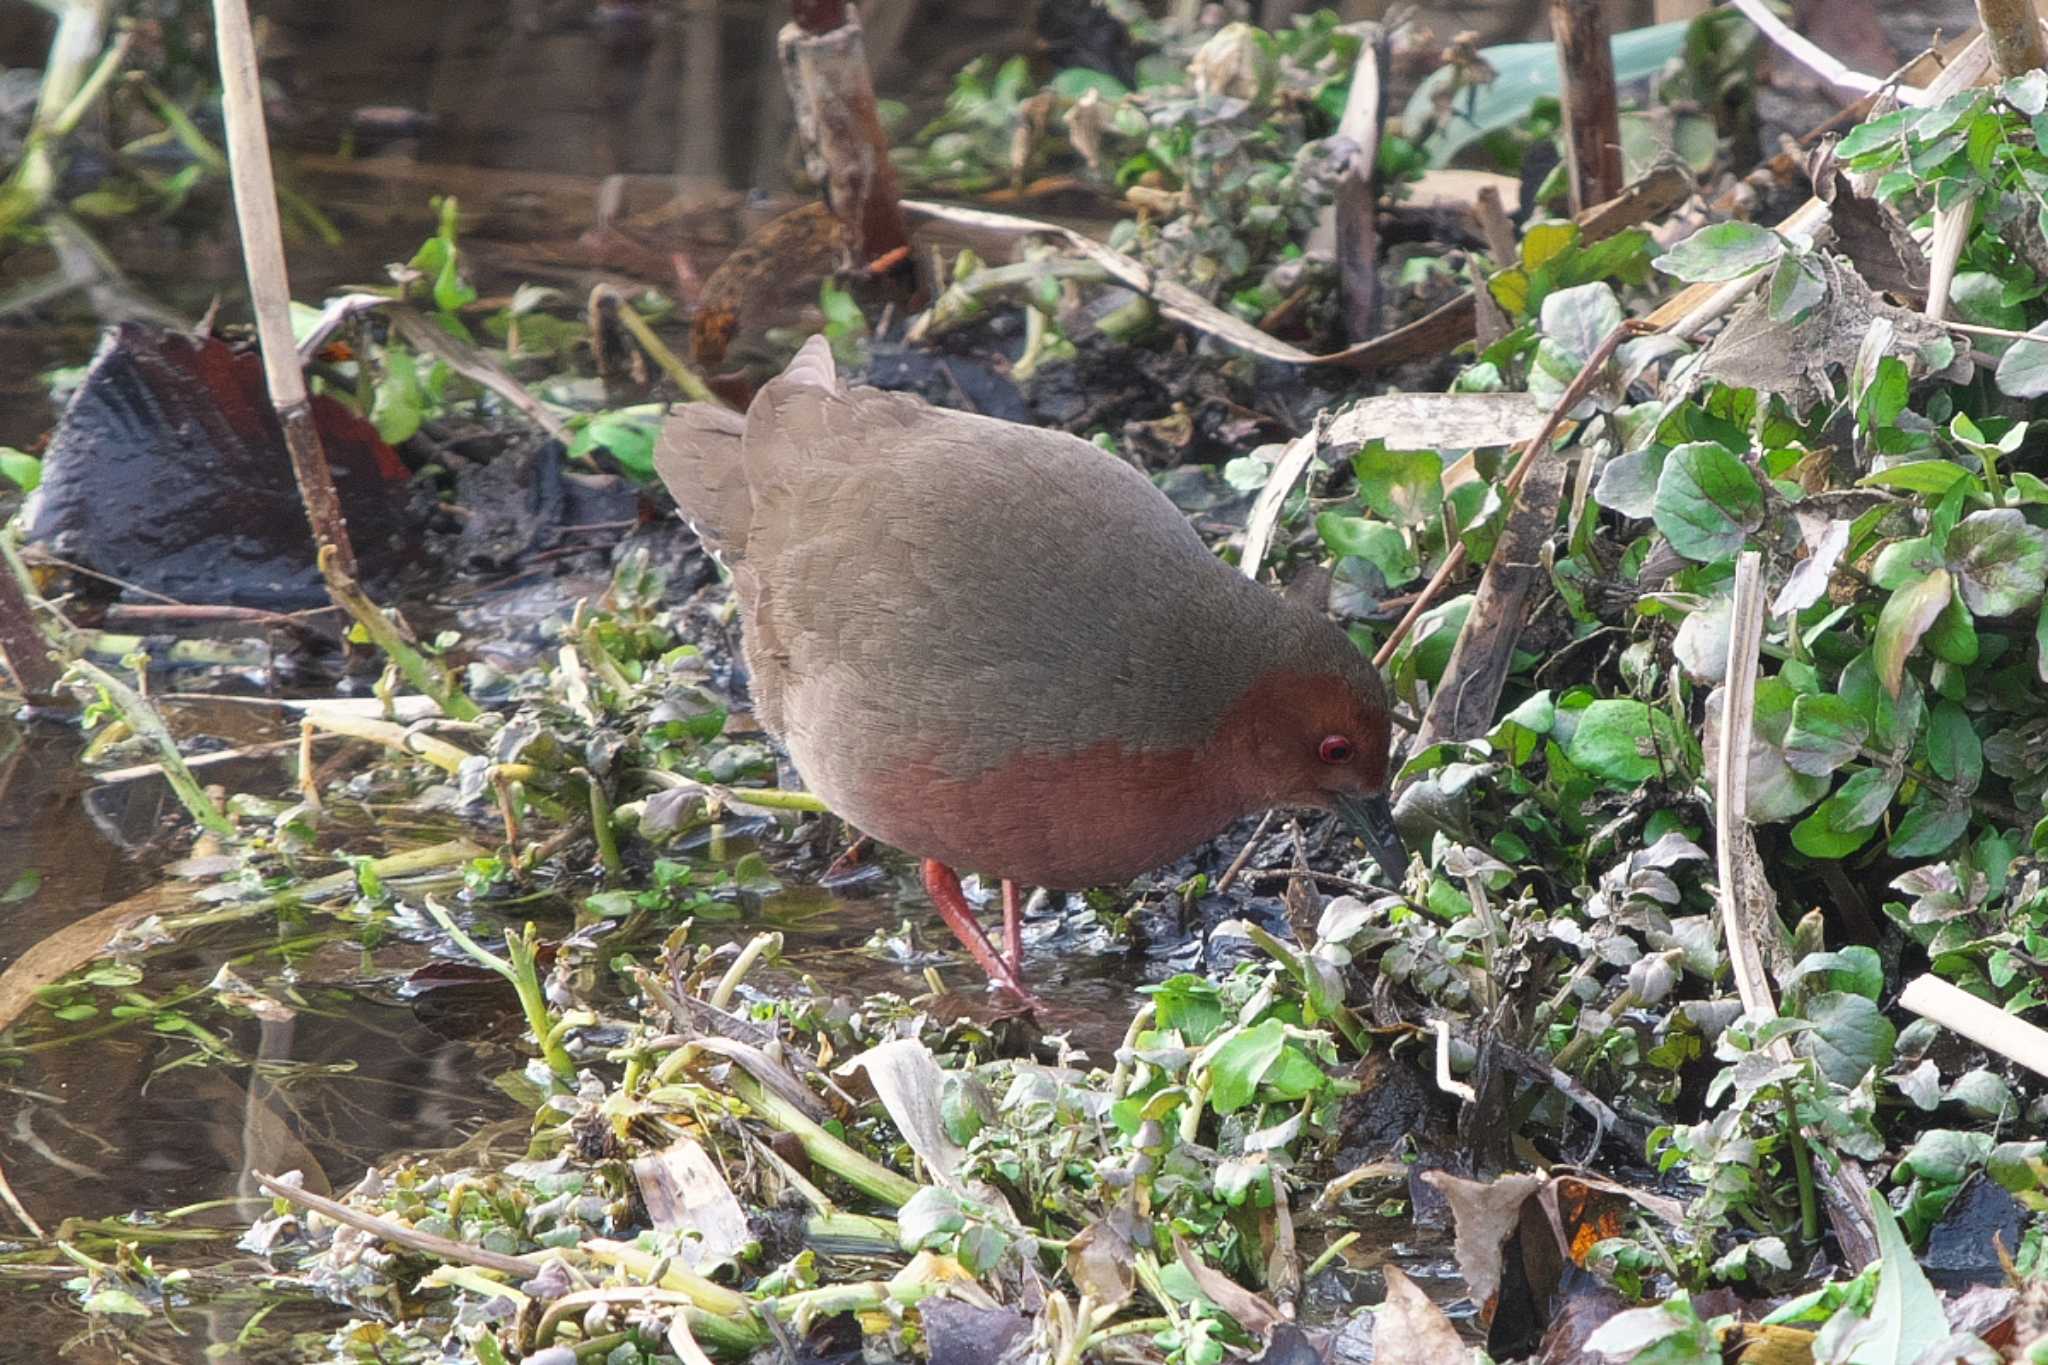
top-left (12, 1), bottom-right (2048, 1362)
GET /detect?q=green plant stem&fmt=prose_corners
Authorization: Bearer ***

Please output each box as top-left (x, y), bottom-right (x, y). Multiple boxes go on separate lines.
top-left (64, 659), bottom-right (236, 838)
top-left (910, 258), bottom-right (1108, 339)
top-left (594, 287), bottom-right (719, 404)
top-left (722, 1070), bottom-right (922, 1207)
top-left (422, 900), bottom-right (576, 1083)
top-left (317, 545), bottom-right (481, 721)
top-left (1301, 1231), bottom-right (1360, 1280)
top-left (1784, 1092), bottom-right (1820, 1245)
top-left (584, 772), bottom-right (623, 881)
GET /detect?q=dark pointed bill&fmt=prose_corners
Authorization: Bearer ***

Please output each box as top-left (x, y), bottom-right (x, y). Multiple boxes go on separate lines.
top-left (1335, 791), bottom-right (1406, 883)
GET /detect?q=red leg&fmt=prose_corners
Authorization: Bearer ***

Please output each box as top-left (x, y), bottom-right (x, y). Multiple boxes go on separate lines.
top-left (1001, 878), bottom-right (1024, 977)
top-left (921, 860), bottom-right (1034, 1003)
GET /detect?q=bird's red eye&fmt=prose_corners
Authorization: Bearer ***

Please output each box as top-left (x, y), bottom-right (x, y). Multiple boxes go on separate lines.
top-left (1318, 735), bottom-right (1354, 764)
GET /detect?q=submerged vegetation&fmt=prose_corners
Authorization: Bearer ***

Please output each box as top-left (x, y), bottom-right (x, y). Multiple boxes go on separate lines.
top-left (14, 1), bottom-right (2048, 1363)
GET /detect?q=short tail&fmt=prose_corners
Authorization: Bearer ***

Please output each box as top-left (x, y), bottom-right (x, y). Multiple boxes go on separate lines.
top-left (653, 402), bottom-right (751, 562)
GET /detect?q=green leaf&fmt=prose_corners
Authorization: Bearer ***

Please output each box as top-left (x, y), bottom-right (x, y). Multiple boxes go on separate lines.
top-left (1402, 21), bottom-right (1693, 166)
top-left (1653, 442), bottom-right (1765, 562)
top-left (0, 447), bottom-right (40, 493)
top-left (1800, 991), bottom-right (1895, 1086)
top-left (1315, 513), bottom-right (1418, 586)
top-left (896, 1186), bottom-right (966, 1250)
top-left (1889, 795), bottom-right (1970, 858)
top-left (1995, 321), bottom-right (2048, 397)
top-left (1782, 695), bottom-right (1868, 777)
top-left (583, 890), bottom-right (639, 918)
top-left (83, 1289), bottom-right (151, 1318)
top-left (1924, 588), bottom-right (1978, 666)
top-left (1927, 701), bottom-right (1982, 788)
top-left (1849, 1189), bottom-right (1949, 1365)
top-left (1767, 252), bottom-right (1826, 322)
top-left (370, 346), bottom-right (425, 445)
top-left (1857, 461), bottom-right (1975, 495)
top-left (1837, 107), bottom-right (1912, 160)
top-left (1787, 946), bottom-right (1884, 1001)
top-left (1874, 570), bottom-right (1952, 696)
top-left (1206, 1018), bottom-right (1287, 1114)
top-left (570, 412), bottom-right (660, 482)
top-left (1351, 444), bottom-right (1443, 526)
top-left (1653, 222), bottom-right (1785, 283)
top-left (1564, 698), bottom-right (1685, 784)
top-left (0, 868), bottom-right (39, 903)
top-left (1050, 67), bottom-right (1130, 99)
top-left (1146, 974), bottom-right (1225, 1044)
top-left (2005, 70), bottom-right (2048, 115)
top-left (1946, 509), bottom-right (2048, 615)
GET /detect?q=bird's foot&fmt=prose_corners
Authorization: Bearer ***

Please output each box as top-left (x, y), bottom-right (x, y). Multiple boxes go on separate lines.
top-left (921, 860), bottom-right (1037, 1006)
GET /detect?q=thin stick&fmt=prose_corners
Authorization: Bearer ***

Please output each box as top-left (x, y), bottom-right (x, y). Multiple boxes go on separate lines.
top-left (1214, 810), bottom-right (1277, 895)
top-left (1372, 320), bottom-right (1644, 668)
top-left (1900, 974), bottom-right (2048, 1080)
top-left (251, 1172), bottom-right (540, 1276)
top-left (1550, 0), bottom-right (1623, 214)
top-left (212, 0), bottom-right (359, 578)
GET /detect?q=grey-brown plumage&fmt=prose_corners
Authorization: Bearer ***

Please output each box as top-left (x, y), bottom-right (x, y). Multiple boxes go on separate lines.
top-left (654, 337), bottom-right (1401, 895)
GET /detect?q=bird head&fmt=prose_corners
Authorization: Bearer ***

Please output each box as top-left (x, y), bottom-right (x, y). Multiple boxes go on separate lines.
top-left (1225, 638), bottom-right (1405, 884)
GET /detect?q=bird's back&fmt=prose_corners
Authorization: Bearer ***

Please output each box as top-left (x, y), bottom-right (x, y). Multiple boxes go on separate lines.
top-left (654, 338), bottom-right (1331, 882)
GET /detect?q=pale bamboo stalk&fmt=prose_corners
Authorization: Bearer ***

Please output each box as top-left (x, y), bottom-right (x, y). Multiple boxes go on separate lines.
top-left (212, 0), bottom-right (360, 577)
top-left (1713, 551), bottom-right (1788, 1028)
top-left (1900, 974), bottom-right (2048, 1080)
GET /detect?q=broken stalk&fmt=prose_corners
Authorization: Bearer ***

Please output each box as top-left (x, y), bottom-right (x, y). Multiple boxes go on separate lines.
top-left (214, 0), bottom-right (361, 586)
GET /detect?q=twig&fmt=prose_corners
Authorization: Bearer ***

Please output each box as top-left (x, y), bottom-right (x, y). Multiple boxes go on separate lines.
top-left (1213, 810), bottom-right (1277, 895)
top-left (1550, 0), bottom-right (1624, 213)
top-left (212, 0), bottom-right (360, 579)
top-left (298, 707), bottom-right (475, 774)
top-left (293, 293), bottom-right (574, 442)
top-left (1372, 320), bottom-right (1646, 668)
top-left (1900, 974), bottom-right (2048, 1080)
top-left (1413, 445), bottom-right (1568, 748)
top-left (251, 1172), bottom-right (540, 1276)
top-left (0, 1153), bottom-right (46, 1239)
top-left (93, 737), bottom-right (304, 785)
top-left (1713, 551), bottom-right (1783, 1019)
top-left (1726, 0), bottom-right (1930, 103)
